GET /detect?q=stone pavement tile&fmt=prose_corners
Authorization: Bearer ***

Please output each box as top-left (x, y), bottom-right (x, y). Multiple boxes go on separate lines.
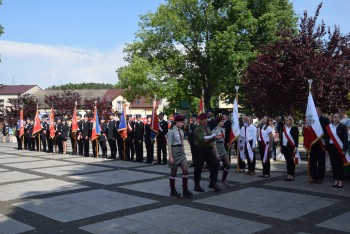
top-left (0, 157), bottom-right (44, 164)
top-left (195, 188), bottom-right (339, 221)
top-left (69, 170), bottom-right (164, 185)
top-left (0, 178), bottom-right (87, 201)
top-left (0, 171), bottom-right (42, 184)
top-left (317, 211), bottom-right (350, 232)
top-left (3, 159), bottom-right (76, 169)
top-left (120, 177), bottom-right (213, 197)
top-left (135, 164), bottom-right (194, 174)
top-left (32, 164), bottom-right (111, 176)
top-left (265, 175), bottom-right (350, 197)
top-left (0, 213), bottom-right (35, 234)
top-left (81, 205), bottom-right (270, 234)
top-left (14, 189), bottom-right (157, 222)
top-left (0, 168), bottom-right (8, 172)
top-left (88, 160), bottom-right (148, 168)
top-left (201, 170), bottom-right (284, 184)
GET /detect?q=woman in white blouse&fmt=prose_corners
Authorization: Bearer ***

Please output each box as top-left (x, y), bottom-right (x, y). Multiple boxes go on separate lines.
top-left (258, 116), bottom-right (273, 178)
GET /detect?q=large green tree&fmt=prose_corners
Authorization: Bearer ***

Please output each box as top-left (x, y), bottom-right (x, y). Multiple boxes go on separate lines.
top-left (116, 0), bottom-right (296, 108)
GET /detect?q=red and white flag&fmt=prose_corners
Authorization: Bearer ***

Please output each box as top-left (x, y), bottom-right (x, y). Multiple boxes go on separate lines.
top-left (229, 97), bottom-right (240, 148)
top-left (303, 92), bottom-right (324, 152)
top-left (49, 107), bottom-right (56, 139)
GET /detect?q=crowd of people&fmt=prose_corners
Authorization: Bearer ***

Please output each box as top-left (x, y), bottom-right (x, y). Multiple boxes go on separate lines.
top-left (2, 106), bottom-right (350, 197)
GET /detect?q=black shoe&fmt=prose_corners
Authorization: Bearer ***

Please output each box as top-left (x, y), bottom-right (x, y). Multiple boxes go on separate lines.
top-left (170, 190), bottom-right (181, 197)
top-left (183, 189), bottom-right (193, 198)
top-left (194, 184), bottom-right (205, 192)
top-left (209, 182), bottom-right (221, 192)
top-left (162, 162), bottom-right (168, 165)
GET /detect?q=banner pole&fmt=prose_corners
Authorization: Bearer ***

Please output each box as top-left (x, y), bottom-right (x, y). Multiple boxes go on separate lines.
top-left (156, 136), bottom-right (159, 165)
top-left (38, 133), bottom-right (41, 152)
top-left (236, 141), bottom-right (240, 173)
top-left (307, 152), bottom-right (311, 183)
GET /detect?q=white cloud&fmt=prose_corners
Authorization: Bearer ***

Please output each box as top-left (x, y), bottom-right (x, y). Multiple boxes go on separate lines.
top-left (0, 40), bottom-right (128, 88)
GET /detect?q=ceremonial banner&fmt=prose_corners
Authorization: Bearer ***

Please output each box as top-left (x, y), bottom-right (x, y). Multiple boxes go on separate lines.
top-left (229, 97), bottom-right (240, 147)
top-left (71, 106), bottom-right (79, 133)
top-left (32, 108), bottom-right (42, 136)
top-left (49, 107), bottom-right (56, 139)
top-left (91, 105), bottom-right (101, 142)
top-left (303, 92), bottom-right (324, 152)
top-left (150, 98), bottom-right (159, 141)
top-left (118, 103), bottom-right (127, 140)
top-left (19, 109), bottom-right (24, 137)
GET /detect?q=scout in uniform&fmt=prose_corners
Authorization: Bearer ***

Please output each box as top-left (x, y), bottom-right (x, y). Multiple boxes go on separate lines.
top-left (212, 116), bottom-right (232, 186)
top-left (168, 115), bottom-right (193, 197)
top-left (193, 113), bottom-right (221, 192)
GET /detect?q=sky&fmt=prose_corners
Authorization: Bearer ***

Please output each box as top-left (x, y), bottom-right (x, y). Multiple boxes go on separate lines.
top-left (0, 0), bottom-right (349, 89)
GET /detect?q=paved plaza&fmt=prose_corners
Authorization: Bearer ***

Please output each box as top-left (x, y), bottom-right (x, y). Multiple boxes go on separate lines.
top-left (0, 141), bottom-right (349, 234)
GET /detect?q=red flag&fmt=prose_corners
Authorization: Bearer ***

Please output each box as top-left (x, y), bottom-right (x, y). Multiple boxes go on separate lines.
top-left (118, 103), bottom-right (128, 140)
top-left (32, 108), bottom-right (42, 136)
top-left (91, 105), bottom-right (101, 142)
top-left (303, 92), bottom-right (324, 152)
top-left (71, 106), bottom-right (79, 133)
top-left (49, 107), bottom-right (56, 139)
top-left (19, 109), bottom-right (24, 137)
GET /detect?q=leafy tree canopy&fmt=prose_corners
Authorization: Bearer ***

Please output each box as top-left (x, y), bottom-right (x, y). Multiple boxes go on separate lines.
top-left (116, 0), bottom-right (296, 109)
top-left (46, 82), bottom-right (114, 90)
top-left (241, 3), bottom-right (350, 118)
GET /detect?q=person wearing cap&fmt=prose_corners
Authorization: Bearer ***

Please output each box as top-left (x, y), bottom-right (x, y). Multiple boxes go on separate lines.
top-left (28, 118), bottom-right (35, 151)
top-left (97, 116), bottom-right (108, 158)
top-left (144, 115), bottom-right (154, 164)
top-left (69, 114), bottom-right (81, 155)
top-left (61, 119), bottom-right (69, 154)
top-left (107, 113), bottom-right (118, 159)
top-left (134, 114), bottom-right (144, 163)
top-left (206, 109), bottom-right (216, 131)
top-left (40, 115), bottom-right (48, 152)
top-left (125, 115), bottom-right (135, 161)
top-left (76, 114), bottom-right (84, 155)
top-left (157, 112), bottom-right (168, 165)
top-left (193, 113), bottom-right (221, 192)
top-left (115, 113), bottom-right (124, 160)
top-left (168, 115), bottom-right (193, 198)
top-left (46, 116), bottom-right (54, 153)
top-left (56, 117), bottom-right (64, 154)
top-left (212, 116), bottom-right (232, 186)
top-left (82, 114), bottom-right (91, 157)
top-left (188, 113), bottom-right (198, 167)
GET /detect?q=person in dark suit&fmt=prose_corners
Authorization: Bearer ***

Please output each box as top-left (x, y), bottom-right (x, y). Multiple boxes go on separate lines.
top-left (61, 118), bottom-right (69, 154)
top-left (82, 114), bottom-right (91, 157)
top-left (325, 113), bottom-right (348, 188)
top-left (281, 116), bottom-right (299, 181)
top-left (134, 114), bottom-right (144, 162)
top-left (188, 113), bottom-right (197, 167)
top-left (207, 109), bottom-right (216, 131)
top-left (157, 112), bottom-right (168, 165)
top-left (28, 118), bottom-right (35, 151)
top-left (69, 114), bottom-right (81, 155)
top-left (77, 114), bottom-right (84, 156)
top-left (99, 116), bottom-right (108, 158)
top-left (309, 107), bottom-right (329, 184)
top-left (40, 116), bottom-right (48, 152)
top-left (56, 118), bottom-right (63, 154)
top-left (46, 118), bottom-right (54, 153)
top-left (15, 119), bottom-right (23, 150)
top-left (144, 115), bottom-right (154, 164)
top-left (125, 115), bottom-right (135, 161)
top-left (115, 113), bottom-right (124, 160)
top-left (107, 113), bottom-right (118, 159)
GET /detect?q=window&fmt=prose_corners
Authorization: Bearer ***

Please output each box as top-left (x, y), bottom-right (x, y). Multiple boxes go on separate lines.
top-left (136, 99), bottom-right (141, 104)
top-left (117, 101), bottom-right (122, 112)
top-left (0, 99), bottom-right (4, 108)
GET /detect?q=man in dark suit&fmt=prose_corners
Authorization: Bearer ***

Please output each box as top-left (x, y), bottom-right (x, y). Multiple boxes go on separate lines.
top-left (82, 114), bottom-right (91, 157)
top-left (222, 111), bottom-right (231, 152)
top-left (188, 113), bottom-right (197, 167)
top-left (309, 107), bottom-right (330, 184)
top-left (125, 115), bottom-right (135, 161)
top-left (115, 113), bottom-right (124, 160)
top-left (77, 114), bottom-right (84, 156)
top-left (107, 113), bottom-right (118, 159)
top-left (134, 114), bottom-right (144, 162)
top-left (157, 112), bottom-right (168, 165)
top-left (144, 115), bottom-right (154, 164)
top-left (207, 109), bottom-right (216, 131)
top-left (99, 116), bottom-right (108, 158)
top-left (40, 115), bottom-right (48, 152)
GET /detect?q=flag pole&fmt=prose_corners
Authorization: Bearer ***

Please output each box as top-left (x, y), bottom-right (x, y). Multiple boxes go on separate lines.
top-left (307, 79), bottom-right (313, 183)
top-left (37, 105), bottom-right (41, 152)
top-left (74, 101), bottom-right (77, 155)
top-left (234, 86), bottom-right (240, 173)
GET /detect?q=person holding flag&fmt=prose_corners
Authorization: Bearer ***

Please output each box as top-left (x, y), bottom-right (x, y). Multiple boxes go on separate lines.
top-left (91, 104), bottom-right (101, 158)
top-left (145, 115), bottom-right (154, 164)
top-left (99, 116), bottom-right (108, 158)
top-left (325, 113), bottom-right (348, 188)
top-left (107, 113), bottom-right (118, 159)
top-left (82, 114), bottom-right (91, 157)
top-left (117, 103), bottom-right (128, 160)
top-left (32, 107), bottom-right (43, 151)
top-left (281, 116), bottom-right (299, 181)
top-left (157, 112), bottom-right (168, 165)
top-left (48, 107), bottom-right (56, 153)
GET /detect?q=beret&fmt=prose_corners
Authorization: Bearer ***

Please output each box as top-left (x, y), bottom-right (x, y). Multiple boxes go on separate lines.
top-left (174, 115), bottom-right (185, 122)
top-left (198, 113), bottom-right (208, 120)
